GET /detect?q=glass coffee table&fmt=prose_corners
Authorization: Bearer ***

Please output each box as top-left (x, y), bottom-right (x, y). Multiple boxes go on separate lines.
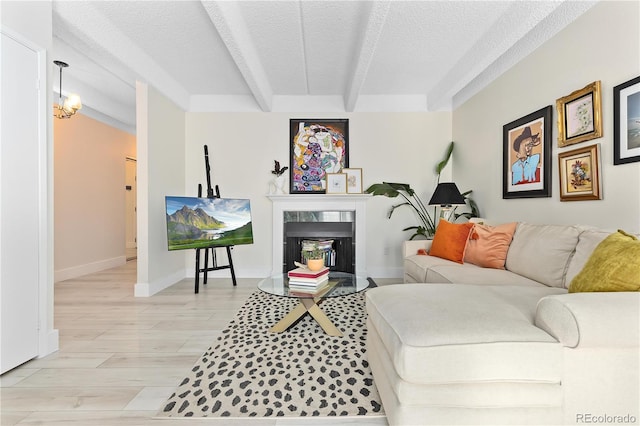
top-left (258, 272), bottom-right (369, 337)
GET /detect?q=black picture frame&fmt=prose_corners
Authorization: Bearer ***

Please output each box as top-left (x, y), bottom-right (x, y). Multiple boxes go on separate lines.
top-left (289, 119), bottom-right (349, 194)
top-left (613, 75), bottom-right (640, 165)
top-left (503, 106), bottom-right (553, 199)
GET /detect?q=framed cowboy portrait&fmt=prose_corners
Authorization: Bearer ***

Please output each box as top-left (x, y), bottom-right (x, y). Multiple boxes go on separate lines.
top-left (503, 106), bottom-right (553, 199)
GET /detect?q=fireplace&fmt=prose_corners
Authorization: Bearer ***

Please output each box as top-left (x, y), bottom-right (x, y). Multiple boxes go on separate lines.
top-left (283, 211), bottom-right (355, 273)
top-left (268, 194), bottom-right (371, 276)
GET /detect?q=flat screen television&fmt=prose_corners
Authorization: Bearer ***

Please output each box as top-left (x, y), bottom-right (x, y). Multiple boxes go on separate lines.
top-left (165, 196), bottom-right (254, 251)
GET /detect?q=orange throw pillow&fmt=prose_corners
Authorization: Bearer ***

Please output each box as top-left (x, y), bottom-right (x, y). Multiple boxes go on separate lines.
top-left (429, 219), bottom-right (474, 264)
top-left (464, 222), bottom-right (517, 269)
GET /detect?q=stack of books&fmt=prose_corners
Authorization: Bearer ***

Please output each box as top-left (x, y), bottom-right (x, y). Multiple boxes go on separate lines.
top-left (287, 266), bottom-right (330, 295)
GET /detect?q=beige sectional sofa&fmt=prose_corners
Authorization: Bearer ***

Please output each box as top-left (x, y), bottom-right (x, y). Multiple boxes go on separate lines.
top-left (365, 223), bottom-right (640, 425)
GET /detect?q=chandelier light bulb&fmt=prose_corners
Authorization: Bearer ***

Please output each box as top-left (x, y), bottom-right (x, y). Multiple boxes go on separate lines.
top-left (53, 60), bottom-right (82, 119)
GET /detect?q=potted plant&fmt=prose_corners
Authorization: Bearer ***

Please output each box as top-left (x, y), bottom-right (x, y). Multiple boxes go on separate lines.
top-left (305, 246), bottom-right (325, 271)
top-left (365, 142), bottom-right (479, 240)
top-left (270, 160), bottom-right (288, 194)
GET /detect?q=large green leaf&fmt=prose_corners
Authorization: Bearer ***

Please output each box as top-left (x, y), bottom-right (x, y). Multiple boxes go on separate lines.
top-left (364, 183), bottom-right (400, 197)
top-left (365, 182), bottom-right (415, 197)
top-left (435, 141), bottom-right (455, 176)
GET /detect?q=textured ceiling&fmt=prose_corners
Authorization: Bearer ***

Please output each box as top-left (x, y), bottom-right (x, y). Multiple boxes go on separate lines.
top-left (51, 0), bottom-right (596, 134)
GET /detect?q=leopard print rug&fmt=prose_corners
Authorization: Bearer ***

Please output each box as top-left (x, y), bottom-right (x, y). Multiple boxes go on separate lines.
top-left (158, 289), bottom-right (384, 418)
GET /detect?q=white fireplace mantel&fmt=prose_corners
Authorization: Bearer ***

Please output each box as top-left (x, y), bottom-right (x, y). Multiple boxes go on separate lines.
top-left (268, 194), bottom-right (371, 276)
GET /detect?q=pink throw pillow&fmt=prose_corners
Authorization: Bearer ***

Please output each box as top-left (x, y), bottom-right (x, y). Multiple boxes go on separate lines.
top-left (464, 222), bottom-right (517, 269)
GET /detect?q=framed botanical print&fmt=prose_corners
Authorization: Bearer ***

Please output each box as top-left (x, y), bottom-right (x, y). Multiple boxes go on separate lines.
top-left (503, 106), bottom-right (553, 199)
top-left (613, 75), bottom-right (640, 165)
top-left (556, 81), bottom-right (603, 147)
top-left (343, 168), bottom-right (363, 193)
top-left (558, 144), bottom-right (602, 201)
top-left (289, 119), bottom-right (349, 194)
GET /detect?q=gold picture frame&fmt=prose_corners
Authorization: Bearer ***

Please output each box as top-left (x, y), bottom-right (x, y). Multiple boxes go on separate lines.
top-left (556, 81), bottom-right (602, 147)
top-left (558, 143), bottom-right (602, 201)
top-left (343, 168), bottom-right (363, 193)
top-left (326, 173), bottom-right (347, 194)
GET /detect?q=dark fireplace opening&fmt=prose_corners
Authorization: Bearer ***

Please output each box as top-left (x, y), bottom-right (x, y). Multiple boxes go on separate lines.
top-left (283, 212), bottom-right (355, 273)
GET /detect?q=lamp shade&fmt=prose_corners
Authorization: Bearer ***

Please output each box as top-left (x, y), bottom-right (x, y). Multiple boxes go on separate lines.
top-left (428, 182), bottom-right (466, 206)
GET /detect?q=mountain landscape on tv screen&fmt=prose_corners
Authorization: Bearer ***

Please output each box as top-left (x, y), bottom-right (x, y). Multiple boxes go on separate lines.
top-left (165, 198), bottom-right (253, 250)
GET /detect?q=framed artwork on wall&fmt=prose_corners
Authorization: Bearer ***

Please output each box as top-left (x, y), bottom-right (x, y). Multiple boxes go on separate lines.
top-left (343, 168), bottom-right (363, 193)
top-left (558, 144), bottom-right (602, 201)
top-left (556, 81), bottom-right (603, 147)
top-left (613, 75), bottom-right (640, 165)
top-left (502, 105), bottom-right (553, 199)
top-left (326, 173), bottom-right (347, 194)
top-left (289, 119), bottom-right (349, 194)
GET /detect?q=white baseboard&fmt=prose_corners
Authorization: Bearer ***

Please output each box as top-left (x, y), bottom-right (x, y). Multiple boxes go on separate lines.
top-left (366, 266), bottom-right (403, 279)
top-left (39, 329), bottom-right (59, 358)
top-left (54, 256), bottom-right (127, 283)
top-left (186, 266), bottom-right (271, 279)
top-left (134, 269), bottom-right (186, 297)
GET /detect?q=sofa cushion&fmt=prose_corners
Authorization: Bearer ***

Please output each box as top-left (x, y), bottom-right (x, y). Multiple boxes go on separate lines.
top-left (405, 254), bottom-right (540, 286)
top-left (429, 219), bottom-right (474, 264)
top-left (404, 253), bottom-right (457, 282)
top-left (564, 227), bottom-right (611, 288)
top-left (506, 223), bottom-right (580, 288)
top-left (426, 264), bottom-right (544, 286)
top-left (367, 325), bottom-right (562, 408)
top-left (365, 284), bottom-right (566, 385)
top-left (464, 222), bottom-right (517, 269)
top-left (536, 292), bottom-right (640, 348)
top-left (569, 230), bottom-right (640, 293)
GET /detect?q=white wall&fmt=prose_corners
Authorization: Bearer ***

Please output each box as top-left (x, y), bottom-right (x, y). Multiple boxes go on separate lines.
top-left (1, 1), bottom-right (58, 358)
top-left (54, 113), bottom-right (136, 282)
top-left (185, 112), bottom-right (452, 278)
top-left (135, 83), bottom-right (187, 296)
top-left (453, 1), bottom-right (640, 233)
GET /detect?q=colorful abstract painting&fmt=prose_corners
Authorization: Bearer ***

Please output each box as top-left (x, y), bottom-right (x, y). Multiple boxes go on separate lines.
top-left (289, 119), bottom-right (349, 193)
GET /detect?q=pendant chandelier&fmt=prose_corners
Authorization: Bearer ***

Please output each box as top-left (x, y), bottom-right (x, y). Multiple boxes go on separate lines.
top-left (53, 60), bottom-right (82, 119)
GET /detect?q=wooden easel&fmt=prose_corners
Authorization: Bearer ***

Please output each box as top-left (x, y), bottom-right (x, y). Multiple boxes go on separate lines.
top-left (194, 146), bottom-right (237, 294)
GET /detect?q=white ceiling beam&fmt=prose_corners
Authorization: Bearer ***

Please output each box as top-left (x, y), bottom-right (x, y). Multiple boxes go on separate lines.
top-left (451, 0), bottom-right (597, 110)
top-left (53, 1), bottom-right (190, 111)
top-left (344, 1), bottom-right (391, 112)
top-left (427, 1), bottom-right (594, 111)
top-left (201, 1), bottom-right (273, 112)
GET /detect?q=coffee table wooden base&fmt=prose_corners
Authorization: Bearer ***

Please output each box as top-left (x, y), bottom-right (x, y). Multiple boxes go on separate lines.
top-left (269, 298), bottom-right (342, 337)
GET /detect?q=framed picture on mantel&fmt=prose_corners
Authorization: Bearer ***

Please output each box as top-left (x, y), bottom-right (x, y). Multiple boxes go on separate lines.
top-left (289, 119), bottom-right (349, 194)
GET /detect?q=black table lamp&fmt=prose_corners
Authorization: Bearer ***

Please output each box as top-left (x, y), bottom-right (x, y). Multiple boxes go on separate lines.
top-left (428, 182), bottom-right (466, 222)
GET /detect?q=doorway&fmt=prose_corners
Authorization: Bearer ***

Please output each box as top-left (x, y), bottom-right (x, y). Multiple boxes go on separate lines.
top-left (125, 157), bottom-right (137, 260)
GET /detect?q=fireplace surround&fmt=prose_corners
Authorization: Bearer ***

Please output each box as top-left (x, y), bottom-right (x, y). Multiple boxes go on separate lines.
top-left (268, 195), bottom-right (370, 276)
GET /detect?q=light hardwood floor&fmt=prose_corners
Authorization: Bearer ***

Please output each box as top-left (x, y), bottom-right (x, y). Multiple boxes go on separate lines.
top-left (1, 260), bottom-right (391, 425)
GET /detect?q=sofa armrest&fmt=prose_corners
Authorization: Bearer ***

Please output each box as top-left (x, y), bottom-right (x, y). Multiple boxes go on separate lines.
top-left (403, 240), bottom-right (433, 258)
top-left (535, 292), bottom-right (640, 349)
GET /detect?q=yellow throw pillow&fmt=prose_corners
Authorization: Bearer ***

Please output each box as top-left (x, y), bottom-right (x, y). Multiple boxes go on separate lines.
top-left (464, 222), bottom-right (517, 269)
top-left (569, 230), bottom-right (640, 293)
top-left (429, 219), bottom-right (474, 264)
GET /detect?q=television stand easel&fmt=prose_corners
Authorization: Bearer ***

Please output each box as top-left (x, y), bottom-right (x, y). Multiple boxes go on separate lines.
top-left (194, 145), bottom-right (237, 294)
